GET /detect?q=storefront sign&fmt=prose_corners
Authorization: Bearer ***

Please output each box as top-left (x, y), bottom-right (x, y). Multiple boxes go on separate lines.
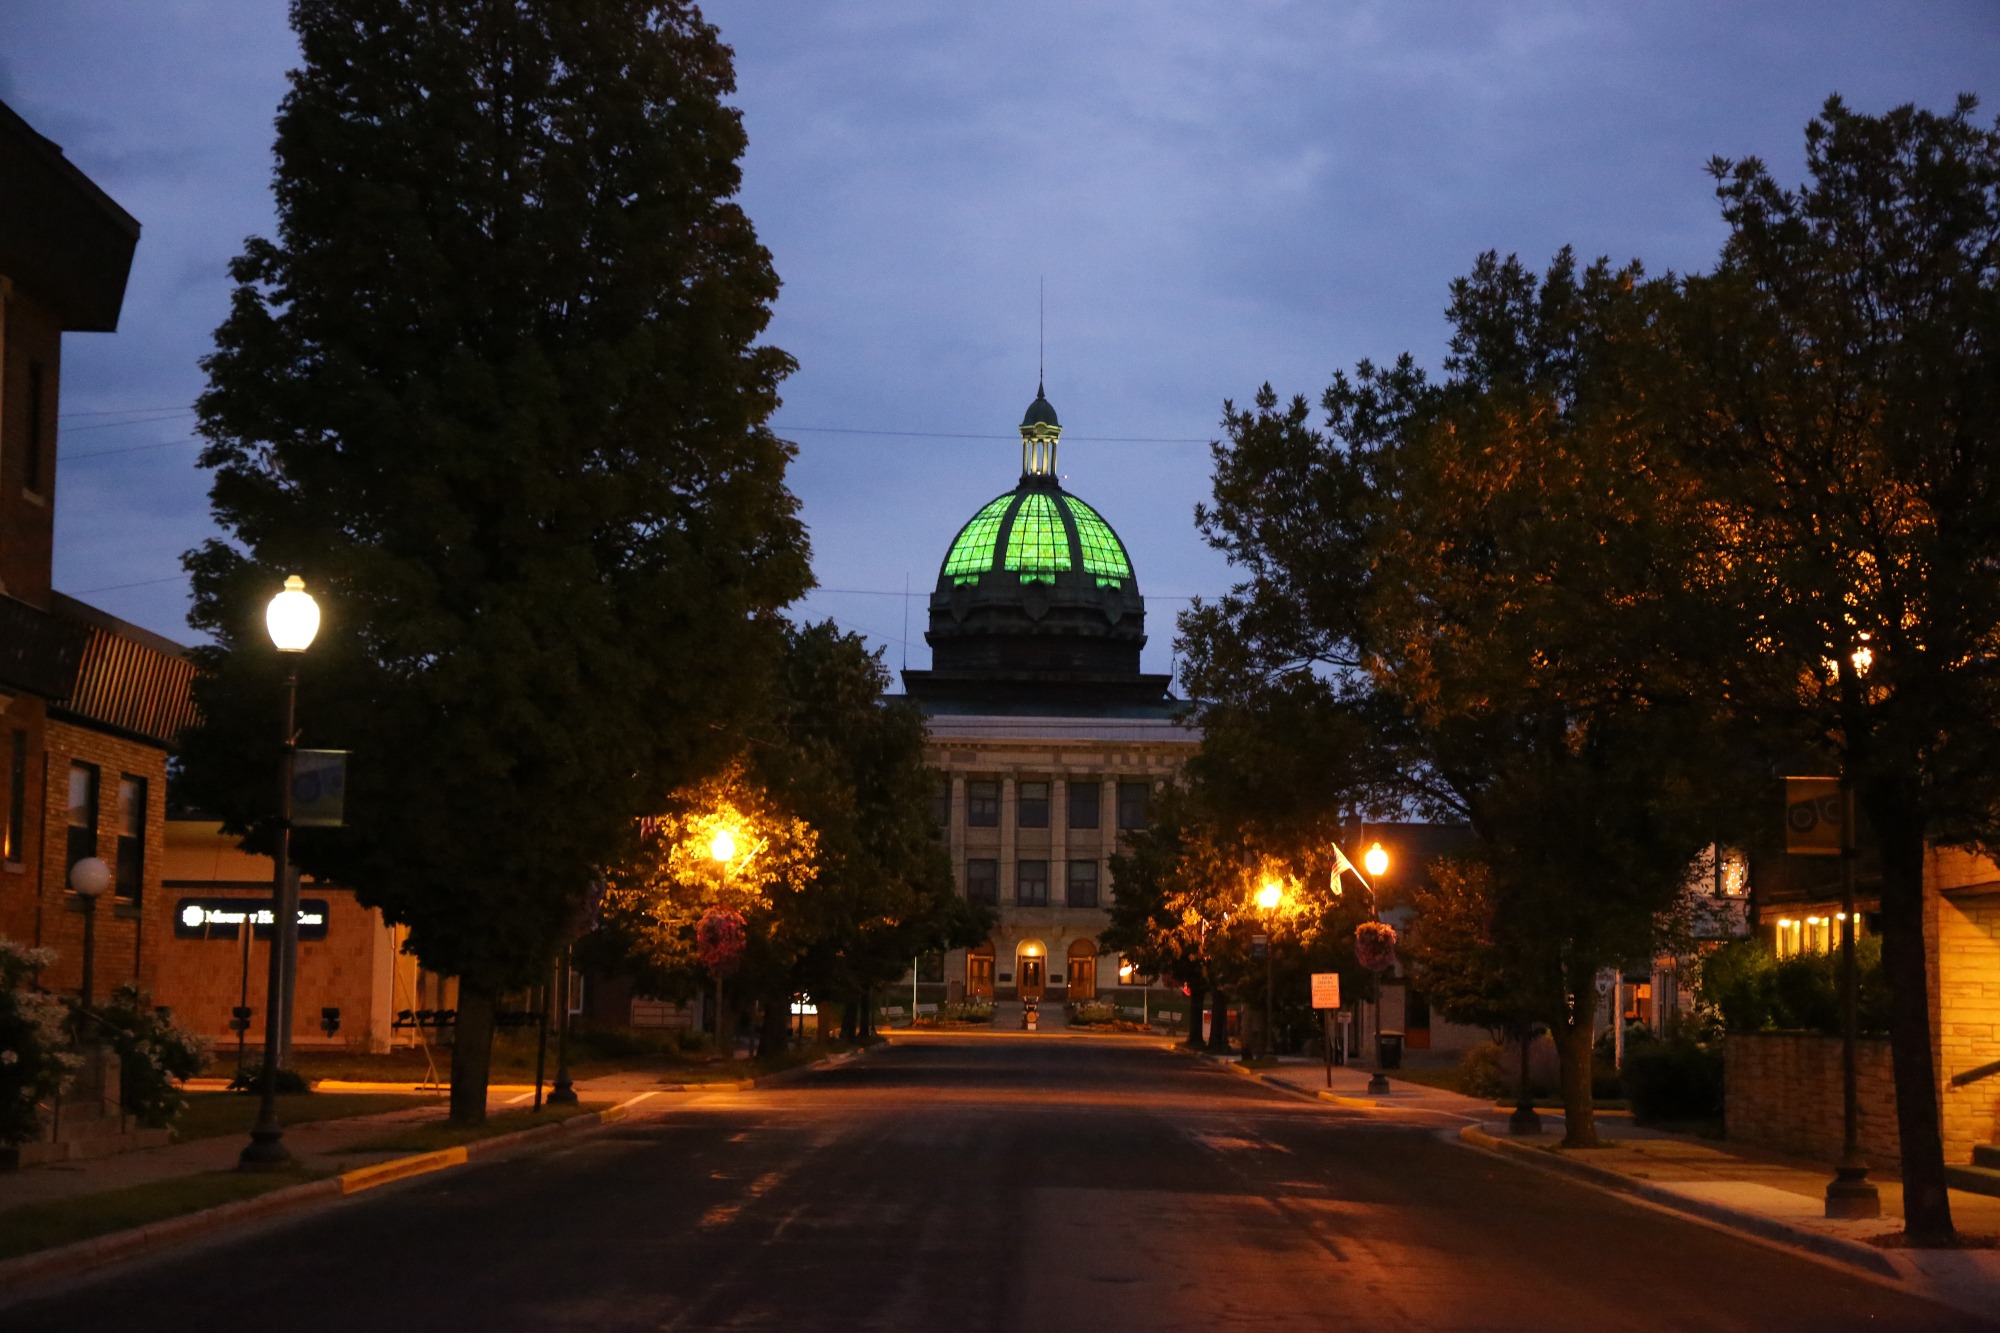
top-left (173, 897), bottom-right (330, 941)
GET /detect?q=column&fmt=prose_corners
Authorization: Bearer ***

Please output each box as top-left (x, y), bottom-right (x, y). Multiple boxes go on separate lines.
top-left (1051, 775), bottom-right (1067, 907)
top-left (999, 776), bottom-right (1016, 905)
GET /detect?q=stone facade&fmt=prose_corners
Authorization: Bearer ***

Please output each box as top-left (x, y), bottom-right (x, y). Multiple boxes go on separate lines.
top-left (929, 714), bottom-right (1197, 1005)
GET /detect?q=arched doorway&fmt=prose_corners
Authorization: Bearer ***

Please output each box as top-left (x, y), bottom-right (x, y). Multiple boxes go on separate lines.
top-left (966, 942), bottom-right (994, 999)
top-left (1068, 940), bottom-right (1099, 1000)
top-left (1016, 941), bottom-right (1046, 1002)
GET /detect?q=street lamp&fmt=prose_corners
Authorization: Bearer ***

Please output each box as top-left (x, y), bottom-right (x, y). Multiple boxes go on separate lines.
top-left (68, 856), bottom-right (112, 1008)
top-left (1363, 843), bottom-right (1389, 879)
top-left (1253, 879), bottom-right (1285, 1061)
top-left (241, 575), bottom-right (318, 1171)
top-left (1334, 834), bottom-right (1395, 1094)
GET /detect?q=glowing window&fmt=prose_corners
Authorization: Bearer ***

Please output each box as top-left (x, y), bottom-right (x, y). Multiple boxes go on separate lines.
top-left (942, 493), bottom-right (1015, 585)
top-left (1061, 495), bottom-right (1132, 587)
top-left (1004, 493), bottom-right (1071, 584)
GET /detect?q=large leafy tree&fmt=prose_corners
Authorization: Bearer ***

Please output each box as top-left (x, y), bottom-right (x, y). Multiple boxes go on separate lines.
top-left (1675, 96), bottom-right (2000, 1241)
top-left (180, 0), bottom-right (809, 1121)
top-left (1184, 251), bottom-right (1748, 1143)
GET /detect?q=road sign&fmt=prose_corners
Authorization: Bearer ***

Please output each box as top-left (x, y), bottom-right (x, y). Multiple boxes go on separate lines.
top-left (1310, 972), bottom-right (1341, 1009)
top-left (1250, 933), bottom-right (1269, 960)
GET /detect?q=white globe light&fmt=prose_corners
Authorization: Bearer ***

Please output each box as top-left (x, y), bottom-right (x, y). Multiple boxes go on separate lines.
top-left (709, 828), bottom-right (737, 863)
top-left (266, 575), bottom-right (321, 653)
top-left (1255, 881), bottom-right (1283, 911)
top-left (1364, 843), bottom-right (1390, 878)
top-left (69, 856), bottom-right (113, 898)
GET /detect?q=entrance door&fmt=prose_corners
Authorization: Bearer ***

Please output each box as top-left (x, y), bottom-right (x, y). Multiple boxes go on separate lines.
top-left (1019, 956), bottom-right (1045, 1001)
top-left (1068, 945), bottom-right (1097, 1000)
top-left (967, 946), bottom-right (994, 999)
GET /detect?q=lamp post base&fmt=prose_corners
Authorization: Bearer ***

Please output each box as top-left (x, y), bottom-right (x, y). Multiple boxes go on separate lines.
top-left (238, 1125), bottom-right (293, 1171)
top-left (1365, 1072), bottom-right (1391, 1095)
top-left (1509, 1104), bottom-right (1544, 1136)
top-left (1825, 1159), bottom-right (1881, 1219)
top-left (548, 1069), bottom-right (578, 1107)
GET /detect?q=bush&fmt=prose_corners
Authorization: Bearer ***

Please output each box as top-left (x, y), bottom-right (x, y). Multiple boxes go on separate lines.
top-left (0, 940), bottom-right (76, 1146)
top-left (1698, 938), bottom-right (1887, 1034)
top-left (228, 1064), bottom-right (312, 1095)
top-left (1621, 1032), bottom-right (1724, 1123)
top-left (940, 1000), bottom-right (993, 1024)
top-left (1457, 1041), bottom-right (1514, 1099)
top-left (94, 987), bottom-right (205, 1127)
top-left (1066, 999), bottom-right (1120, 1026)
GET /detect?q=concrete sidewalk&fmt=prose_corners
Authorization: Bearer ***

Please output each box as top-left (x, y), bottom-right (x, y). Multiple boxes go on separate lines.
top-left (1226, 1053), bottom-right (2000, 1323)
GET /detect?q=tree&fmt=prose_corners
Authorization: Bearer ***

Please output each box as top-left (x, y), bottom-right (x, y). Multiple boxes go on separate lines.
top-left (1103, 782), bottom-right (1238, 1051)
top-left (179, 0), bottom-right (809, 1122)
top-left (1184, 250), bottom-right (1748, 1144)
top-left (1675, 96), bottom-right (2000, 1242)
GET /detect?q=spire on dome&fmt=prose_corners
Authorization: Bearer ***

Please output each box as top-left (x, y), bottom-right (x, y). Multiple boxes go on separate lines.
top-left (1020, 384), bottom-right (1061, 477)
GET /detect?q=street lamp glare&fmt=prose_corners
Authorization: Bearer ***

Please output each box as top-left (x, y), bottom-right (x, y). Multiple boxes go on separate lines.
top-left (709, 828), bottom-right (737, 863)
top-left (266, 575), bottom-right (321, 653)
top-left (1363, 843), bottom-right (1390, 878)
top-left (69, 856), bottom-right (112, 897)
top-left (1255, 881), bottom-right (1283, 912)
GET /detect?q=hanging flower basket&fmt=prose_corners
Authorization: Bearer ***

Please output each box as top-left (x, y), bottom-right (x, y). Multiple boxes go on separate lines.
top-left (1354, 919), bottom-right (1398, 972)
top-left (697, 906), bottom-right (747, 977)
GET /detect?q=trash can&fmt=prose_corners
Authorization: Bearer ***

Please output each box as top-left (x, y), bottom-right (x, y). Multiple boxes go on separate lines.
top-left (1376, 1030), bottom-right (1404, 1070)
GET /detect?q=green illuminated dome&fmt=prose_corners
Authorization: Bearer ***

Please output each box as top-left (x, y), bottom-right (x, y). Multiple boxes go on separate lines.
top-left (906, 387), bottom-right (1165, 702)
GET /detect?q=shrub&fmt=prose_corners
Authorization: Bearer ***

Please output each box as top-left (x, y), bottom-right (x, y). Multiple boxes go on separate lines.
top-left (940, 1000), bottom-right (993, 1023)
top-left (229, 1064), bottom-right (312, 1095)
top-left (1621, 1033), bottom-right (1724, 1123)
top-left (1066, 999), bottom-right (1120, 1026)
top-left (1697, 938), bottom-right (1887, 1034)
top-left (94, 986), bottom-right (206, 1127)
top-left (1457, 1040), bottom-right (1513, 1099)
top-left (0, 940), bottom-right (76, 1146)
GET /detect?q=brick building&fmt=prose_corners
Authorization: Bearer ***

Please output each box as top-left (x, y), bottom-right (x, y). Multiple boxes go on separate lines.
top-left (0, 96), bottom-right (199, 1005)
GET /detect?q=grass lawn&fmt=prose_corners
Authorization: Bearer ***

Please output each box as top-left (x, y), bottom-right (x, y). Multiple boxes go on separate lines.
top-left (0, 1167), bottom-right (326, 1261)
top-left (172, 1091), bottom-right (443, 1142)
top-left (341, 1101), bottom-right (610, 1154)
top-left (1385, 1063), bottom-right (1469, 1093)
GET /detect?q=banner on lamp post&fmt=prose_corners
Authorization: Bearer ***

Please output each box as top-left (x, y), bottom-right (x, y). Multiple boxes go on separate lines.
top-left (1784, 776), bottom-right (1842, 856)
top-left (292, 749), bottom-right (349, 828)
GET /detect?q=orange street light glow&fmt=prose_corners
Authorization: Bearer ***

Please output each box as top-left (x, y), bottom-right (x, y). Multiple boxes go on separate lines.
top-left (1255, 881), bottom-right (1283, 911)
top-left (710, 829), bottom-right (738, 863)
top-left (1363, 843), bottom-right (1389, 878)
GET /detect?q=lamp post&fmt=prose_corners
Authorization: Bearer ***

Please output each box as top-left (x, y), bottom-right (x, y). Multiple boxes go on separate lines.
top-left (1825, 774), bottom-right (1881, 1217)
top-left (1334, 834), bottom-right (1394, 1093)
top-left (240, 575), bottom-right (319, 1171)
top-left (68, 856), bottom-right (112, 1008)
top-left (1254, 880), bottom-right (1283, 1060)
top-left (548, 944), bottom-right (578, 1106)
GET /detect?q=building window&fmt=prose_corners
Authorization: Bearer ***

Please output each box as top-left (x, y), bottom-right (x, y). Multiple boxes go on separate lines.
top-left (1017, 781), bottom-right (1049, 828)
top-left (1068, 780), bottom-right (1100, 830)
top-left (1067, 860), bottom-right (1100, 908)
top-left (965, 858), bottom-right (998, 906)
top-left (66, 761), bottom-right (100, 879)
top-left (1117, 781), bottom-right (1150, 831)
top-left (967, 780), bottom-right (999, 827)
top-left (25, 362), bottom-right (46, 493)
top-left (116, 775), bottom-right (146, 902)
top-left (4, 730), bottom-right (24, 863)
top-left (1017, 859), bottom-right (1049, 907)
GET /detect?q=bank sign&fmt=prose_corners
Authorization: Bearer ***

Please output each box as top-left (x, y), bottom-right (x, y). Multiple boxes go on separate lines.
top-left (173, 898), bottom-right (330, 941)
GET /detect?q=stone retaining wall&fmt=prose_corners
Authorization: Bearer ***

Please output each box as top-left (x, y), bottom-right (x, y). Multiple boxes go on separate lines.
top-left (1724, 1032), bottom-right (1900, 1167)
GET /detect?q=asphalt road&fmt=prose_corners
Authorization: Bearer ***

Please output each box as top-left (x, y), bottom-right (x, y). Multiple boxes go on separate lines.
top-left (7, 1035), bottom-right (1986, 1331)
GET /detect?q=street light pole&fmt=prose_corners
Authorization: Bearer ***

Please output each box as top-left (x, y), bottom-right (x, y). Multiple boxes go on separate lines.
top-left (1826, 775), bottom-right (1880, 1218)
top-left (68, 857), bottom-right (111, 1008)
top-left (242, 576), bottom-right (319, 1172)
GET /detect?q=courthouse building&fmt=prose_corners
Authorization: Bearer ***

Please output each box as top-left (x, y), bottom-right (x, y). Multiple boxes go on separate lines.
top-left (903, 387), bottom-right (1197, 1007)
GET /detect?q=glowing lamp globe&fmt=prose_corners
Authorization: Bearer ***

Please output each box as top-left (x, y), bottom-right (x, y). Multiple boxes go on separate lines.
top-left (1363, 843), bottom-right (1389, 878)
top-left (1255, 881), bottom-right (1283, 912)
top-left (69, 856), bottom-right (113, 898)
top-left (709, 829), bottom-right (737, 863)
top-left (266, 575), bottom-right (321, 654)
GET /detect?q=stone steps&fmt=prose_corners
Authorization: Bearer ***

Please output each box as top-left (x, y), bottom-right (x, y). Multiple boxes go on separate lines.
top-left (1974, 1142), bottom-right (2000, 1170)
top-left (1945, 1147), bottom-right (2000, 1200)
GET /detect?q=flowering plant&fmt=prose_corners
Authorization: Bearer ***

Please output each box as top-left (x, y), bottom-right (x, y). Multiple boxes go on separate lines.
top-left (95, 986), bottom-right (207, 1127)
top-left (0, 939), bottom-right (77, 1146)
top-left (1354, 920), bottom-right (1399, 972)
top-left (696, 906), bottom-right (747, 978)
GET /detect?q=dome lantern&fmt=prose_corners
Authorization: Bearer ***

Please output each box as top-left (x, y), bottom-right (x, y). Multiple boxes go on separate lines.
top-left (1020, 382), bottom-right (1061, 478)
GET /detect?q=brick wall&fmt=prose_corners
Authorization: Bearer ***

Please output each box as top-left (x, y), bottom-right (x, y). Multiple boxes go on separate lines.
top-left (1937, 889), bottom-right (2000, 1161)
top-left (1725, 1032), bottom-right (1901, 1166)
top-left (30, 717), bottom-right (170, 999)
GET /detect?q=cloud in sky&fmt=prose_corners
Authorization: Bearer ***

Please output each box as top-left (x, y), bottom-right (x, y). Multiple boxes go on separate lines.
top-left (4, 0), bottom-right (1994, 678)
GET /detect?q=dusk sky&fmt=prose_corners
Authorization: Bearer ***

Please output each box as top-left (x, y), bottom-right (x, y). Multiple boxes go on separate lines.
top-left (2, 2), bottom-right (1993, 681)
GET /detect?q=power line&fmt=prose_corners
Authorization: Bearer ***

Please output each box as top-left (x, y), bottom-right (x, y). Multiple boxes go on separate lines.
top-left (62, 436), bottom-right (201, 463)
top-left (58, 405), bottom-right (195, 420)
top-left (776, 424), bottom-right (1209, 445)
top-left (59, 410), bottom-right (197, 433)
top-left (69, 574), bottom-right (186, 595)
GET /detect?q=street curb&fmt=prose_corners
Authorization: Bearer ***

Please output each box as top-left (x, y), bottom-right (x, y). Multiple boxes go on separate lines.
top-left (1455, 1123), bottom-right (1900, 1279)
top-left (0, 1098), bottom-right (642, 1300)
top-left (651, 1044), bottom-right (875, 1094)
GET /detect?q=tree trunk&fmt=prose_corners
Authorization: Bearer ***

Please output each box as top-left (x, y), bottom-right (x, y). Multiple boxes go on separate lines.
top-left (1871, 797), bottom-right (1956, 1243)
top-left (756, 984), bottom-right (791, 1059)
top-left (1556, 972), bottom-right (1598, 1148)
top-left (1208, 988), bottom-right (1232, 1054)
top-left (839, 998), bottom-right (858, 1042)
top-left (449, 982), bottom-right (495, 1125)
top-left (1184, 982), bottom-right (1207, 1049)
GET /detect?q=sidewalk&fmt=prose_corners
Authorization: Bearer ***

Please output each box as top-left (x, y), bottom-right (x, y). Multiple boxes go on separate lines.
top-left (1230, 1053), bottom-right (2000, 1323)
